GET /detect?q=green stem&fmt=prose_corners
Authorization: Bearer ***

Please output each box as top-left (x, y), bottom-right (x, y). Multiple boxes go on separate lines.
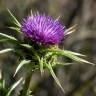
top-left (20, 71), bottom-right (33, 96)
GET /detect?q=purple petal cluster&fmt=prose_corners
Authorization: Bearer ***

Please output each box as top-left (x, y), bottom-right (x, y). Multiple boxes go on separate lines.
top-left (21, 14), bottom-right (65, 45)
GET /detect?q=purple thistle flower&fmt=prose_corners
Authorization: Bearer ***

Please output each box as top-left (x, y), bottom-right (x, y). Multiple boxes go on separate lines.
top-left (21, 14), bottom-right (65, 45)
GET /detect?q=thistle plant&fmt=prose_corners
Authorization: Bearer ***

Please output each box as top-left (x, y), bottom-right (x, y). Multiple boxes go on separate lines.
top-left (0, 9), bottom-right (95, 96)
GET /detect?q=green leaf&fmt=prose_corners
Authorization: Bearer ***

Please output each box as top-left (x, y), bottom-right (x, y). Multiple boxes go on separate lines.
top-left (7, 8), bottom-right (21, 27)
top-left (64, 50), bottom-right (85, 57)
top-left (20, 44), bottom-right (39, 59)
top-left (54, 62), bottom-right (74, 66)
top-left (9, 27), bottom-right (21, 33)
top-left (0, 32), bottom-right (17, 41)
top-left (45, 52), bottom-right (53, 58)
top-left (6, 77), bottom-right (23, 96)
top-left (0, 39), bottom-right (8, 42)
top-left (0, 48), bottom-right (14, 54)
top-left (65, 24), bottom-right (77, 36)
top-left (46, 63), bottom-right (65, 93)
top-left (47, 49), bottom-right (85, 57)
top-left (39, 57), bottom-right (44, 75)
top-left (0, 79), bottom-right (5, 89)
top-left (70, 55), bottom-right (95, 65)
top-left (2, 80), bottom-right (5, 89)
top-left (20, 44), bottom-right (32, 49)
top-left (14, 60), bottom-right (31, 76)
top-left (47, 49), bottom-right (94, 65)
top-left (61, 51), bottom-right (95, 65)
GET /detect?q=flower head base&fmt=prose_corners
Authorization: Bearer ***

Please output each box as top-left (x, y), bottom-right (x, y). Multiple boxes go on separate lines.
top-left (21, 14), bottom-right (65, 45)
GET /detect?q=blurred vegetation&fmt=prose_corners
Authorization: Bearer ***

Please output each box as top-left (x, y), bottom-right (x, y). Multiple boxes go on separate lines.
top-left (0, 0), bottom-right (96, 96)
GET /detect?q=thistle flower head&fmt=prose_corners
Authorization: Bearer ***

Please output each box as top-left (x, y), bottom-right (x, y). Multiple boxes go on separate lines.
top-left (21, 13), bottom-right (65, 45)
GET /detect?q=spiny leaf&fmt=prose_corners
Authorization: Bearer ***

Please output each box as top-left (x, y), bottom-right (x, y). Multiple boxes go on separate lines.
top-left (47, 49), bottom-right (95, 65)
top-left (47, 49), bottom-right (85, 57)
top-left (0, 39), bottom-right (8, 42)
top-left (20, 44), bottom-right (32, 49)
top-left (46, 63), bottom-right (65, 93)
top-left (6, 77), bottom-right (23, 96)
top-left (39, 57), bottom-right (44, 75)
top-left (54, 62), bottom-right (74, 66)
top-left (60, 51), bottom-right (94, 65)
top-left (14, 60), bottom-right (31, 77)
top-left (2, 80), bottom-right (5, 89)
top-left (65, 24), bottom-right (77, 35)
top-left (0, 32), bottom-right (17, 41)
top-left (20, 44), bottom-right (39, 59)
top-left (0, 48), bottom-right (14, 54)
top-left (7, 8), bottom-right (21, 27)
top-left (0, 79), bottom-right (5, 89)
top-left (9, 27), bottom-right (21, 33)
top-left (64, 50), bottom-right (85, 57)
top-left (45, 52), bottom-right (53, 58)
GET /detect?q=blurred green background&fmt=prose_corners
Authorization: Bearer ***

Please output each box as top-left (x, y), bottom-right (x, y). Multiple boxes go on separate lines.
top-left (0, 0), bottom-right (96, 96)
